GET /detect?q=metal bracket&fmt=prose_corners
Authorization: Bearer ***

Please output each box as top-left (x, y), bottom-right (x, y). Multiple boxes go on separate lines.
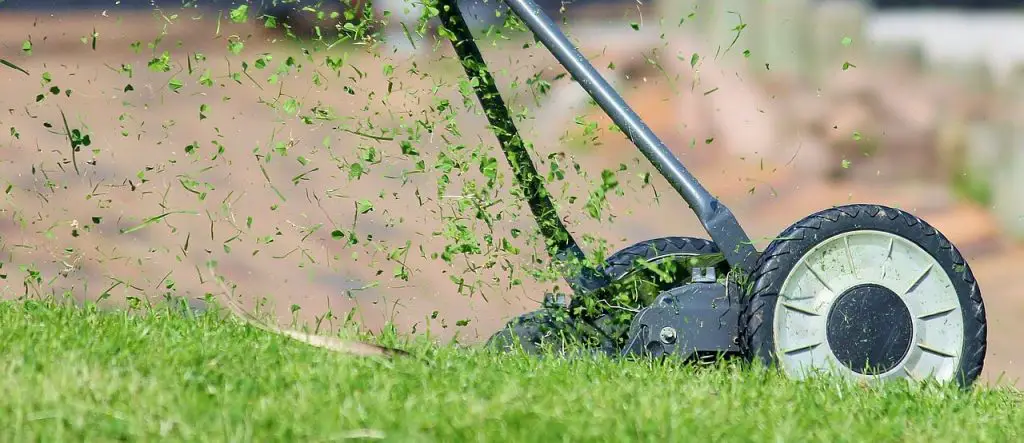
top-left (691, 266), bottom-right (717, 283)
top-left (542, 292), bottom-right (568, 309)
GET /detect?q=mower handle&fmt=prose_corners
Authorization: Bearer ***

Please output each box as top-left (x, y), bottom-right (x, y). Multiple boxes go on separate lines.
top-left (500, 0), bottom-right (760, 272)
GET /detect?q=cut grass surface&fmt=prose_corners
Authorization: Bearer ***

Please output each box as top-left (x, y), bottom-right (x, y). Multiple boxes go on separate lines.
top-left (0, 300), bottom-right (1021, 442)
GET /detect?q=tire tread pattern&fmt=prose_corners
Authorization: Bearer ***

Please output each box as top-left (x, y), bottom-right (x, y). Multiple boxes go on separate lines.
top-left (601, 236), bottom-right (719, 281)
top-left (739, 204), bottom-right (987, 387)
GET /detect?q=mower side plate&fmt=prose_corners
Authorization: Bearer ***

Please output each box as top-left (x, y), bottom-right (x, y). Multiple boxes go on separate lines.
top-left (621, 282), bottom-right (742, 360)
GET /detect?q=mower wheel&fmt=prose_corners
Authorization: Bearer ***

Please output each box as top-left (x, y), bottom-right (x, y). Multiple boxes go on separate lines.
top-left (600, 236), bottom-right (721, 281)
top-left (489, 236), bottom-right (725, 355)
top-left (740, 204), bottom-right (987, 387)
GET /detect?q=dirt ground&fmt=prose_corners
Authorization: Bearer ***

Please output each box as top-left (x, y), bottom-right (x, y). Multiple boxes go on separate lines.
top-left (1, 10), bottom-right (1021, 388)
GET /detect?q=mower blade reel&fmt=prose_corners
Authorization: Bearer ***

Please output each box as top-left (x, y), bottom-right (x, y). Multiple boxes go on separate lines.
top-left (621, 283), bottom-right (742, 361)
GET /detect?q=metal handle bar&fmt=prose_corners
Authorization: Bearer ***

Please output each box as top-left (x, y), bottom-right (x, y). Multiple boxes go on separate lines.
top-left (501, 0), bottom-right (760, 271)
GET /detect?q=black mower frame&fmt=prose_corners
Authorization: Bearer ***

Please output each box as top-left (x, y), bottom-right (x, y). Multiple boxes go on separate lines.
top-left (437, 0), bottom-right (760, 292)
top-left (435, 0), bottom-right (988, 388)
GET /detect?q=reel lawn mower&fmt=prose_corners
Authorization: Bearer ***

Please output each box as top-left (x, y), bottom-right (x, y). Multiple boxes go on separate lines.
top-left (436, 0), bottom-right (987, 387)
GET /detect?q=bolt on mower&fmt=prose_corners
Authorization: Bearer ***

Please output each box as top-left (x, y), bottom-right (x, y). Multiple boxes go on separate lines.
top-left (435, 0), bottom-right (987, 387)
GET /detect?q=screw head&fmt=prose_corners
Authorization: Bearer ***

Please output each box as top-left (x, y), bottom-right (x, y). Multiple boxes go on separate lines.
top-left (659, 326), bottom-right (677, 344)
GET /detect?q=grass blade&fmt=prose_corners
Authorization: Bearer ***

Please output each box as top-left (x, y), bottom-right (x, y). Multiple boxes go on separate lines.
top-left (119, 210), bottom-right (198, 234)
top-left (206, 261), bottom-right (408, 358)
top-left (0, 59), bottom-right (30, 76)
top-left (58, 108), bottom-right (80, 175)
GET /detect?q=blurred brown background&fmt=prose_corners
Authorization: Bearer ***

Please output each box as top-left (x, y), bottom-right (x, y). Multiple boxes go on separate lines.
top-left (0, 0), bottom-right (1021, 387)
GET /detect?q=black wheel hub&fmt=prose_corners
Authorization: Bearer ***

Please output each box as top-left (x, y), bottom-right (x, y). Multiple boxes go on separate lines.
top-left (826, 283), bottom-right (914, 375)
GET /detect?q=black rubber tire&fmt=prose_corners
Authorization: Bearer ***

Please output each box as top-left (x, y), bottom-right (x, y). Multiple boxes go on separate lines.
top-left (739, 204), bottom-right (987, 387)
top-left (600, 237), bottom-right (720, 282)
top-left (488, 237), bottom-right (721, 354)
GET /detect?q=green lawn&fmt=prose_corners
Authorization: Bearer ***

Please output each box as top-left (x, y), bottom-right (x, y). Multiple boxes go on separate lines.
top-left (0, 300), bottom-right (1020, 442)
